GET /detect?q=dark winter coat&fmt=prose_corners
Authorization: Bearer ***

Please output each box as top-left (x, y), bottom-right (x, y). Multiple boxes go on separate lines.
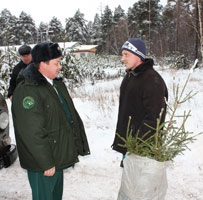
top-left (112, 59), bottom-right (168, 154)
top-left (7, 60), bottom-right (31, 98)
top-left (12, 64), bottom-right (90, 171)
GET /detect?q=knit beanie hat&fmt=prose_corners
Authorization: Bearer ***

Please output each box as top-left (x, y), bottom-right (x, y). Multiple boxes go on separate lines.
top-left (31, 42), bottom-right (62, 64)
top-left (18, 45), bottom-right (31, 56)
top-left (121, 38), bottom-right (146, 61)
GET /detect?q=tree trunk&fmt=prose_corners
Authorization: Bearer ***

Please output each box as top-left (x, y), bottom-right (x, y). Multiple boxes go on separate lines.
top-left (175, 0), bottom-right (181, 53)
top-left (195, 0), bottom-right (199, 60)
top-left (197, 0), bottom-right (203, 61)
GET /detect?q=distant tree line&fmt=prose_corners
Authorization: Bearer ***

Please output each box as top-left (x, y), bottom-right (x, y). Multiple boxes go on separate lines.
top-left (0, 0), bottom-right (203, 62)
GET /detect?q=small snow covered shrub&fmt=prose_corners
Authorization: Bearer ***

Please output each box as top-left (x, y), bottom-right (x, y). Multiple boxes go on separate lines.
top-left (61, 54), bottom-right (124, 89)
top-left (0, 47), bottom-right (19, 97)
top-left (170, 54), bottom-right (190, 69)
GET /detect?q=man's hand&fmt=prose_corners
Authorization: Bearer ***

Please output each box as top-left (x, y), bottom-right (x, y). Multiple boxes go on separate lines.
top-left (44, 166), bottom-right (56, 176)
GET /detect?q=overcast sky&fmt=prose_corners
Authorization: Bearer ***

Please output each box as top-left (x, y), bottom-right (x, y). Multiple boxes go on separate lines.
top-left (1, 0), bottom-right (167, 26)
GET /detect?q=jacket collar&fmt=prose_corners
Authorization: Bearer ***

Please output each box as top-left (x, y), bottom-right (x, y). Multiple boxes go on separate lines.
top-left (127, 58), bottom-right (154, 77)
top-left (21, 63), bottom-right (47, 85)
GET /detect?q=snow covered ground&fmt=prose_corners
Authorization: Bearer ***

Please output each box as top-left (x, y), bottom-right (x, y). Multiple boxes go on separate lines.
top-left (1, 67), bottom-right (203, 200)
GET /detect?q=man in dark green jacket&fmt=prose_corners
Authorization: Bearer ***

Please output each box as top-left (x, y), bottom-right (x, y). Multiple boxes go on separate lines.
top-left (12, 42), bottom-right (90, 200)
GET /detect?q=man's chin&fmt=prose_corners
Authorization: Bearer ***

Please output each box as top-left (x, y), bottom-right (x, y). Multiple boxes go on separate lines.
top-left (125, 66), bottom-right (132, 70)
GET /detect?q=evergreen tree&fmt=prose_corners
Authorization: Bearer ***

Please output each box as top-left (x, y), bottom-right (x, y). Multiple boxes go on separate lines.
top-left (65, 9), bottom-right (88, 43)
top-left (155, 3), bottom-right (176, 57)
top-left (113, 5), bottom-right (125, 23)
top-left (37, 22), bottom-right (49, 43)
top-left (101, 5), bottom-right (113, 53)
top-left (17, 11), bottom-right (37, 44)
top-left (109, 17), bottom-right (129, 55)
top-left (160, 1), bottom-right (197, 59)
top-left (49, 17), bottom-right (64, 42)
top-left (0, 9), bottom-right (18, 46)
top-left (0, 1), bottom-right (201, 61)
top-left (88, 14), bottom-right (103, 51)
top-left (127, 7), bottom-right (139, 37)
top-left (86, 21), bottom-right (93, 44)
top-left (176, 1), bottom-right (197, 60)
top-left (127, 0), bottom-right (162, 50)
top-left (109, 6), bottom-right (128, 54)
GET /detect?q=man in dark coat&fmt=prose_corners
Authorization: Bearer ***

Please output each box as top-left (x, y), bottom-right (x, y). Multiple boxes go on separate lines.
top-left (7, 44), bottom-right (32, 100)
top-left (12, 42), bottom-right (90, 200)
top-left (112, 38), bottom-right (168, 167)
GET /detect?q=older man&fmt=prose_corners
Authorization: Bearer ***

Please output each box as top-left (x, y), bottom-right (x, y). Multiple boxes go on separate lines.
top-left (12, 42), bottom-right (90, 200)
top-left (7, 44), bottom-right (32, 100)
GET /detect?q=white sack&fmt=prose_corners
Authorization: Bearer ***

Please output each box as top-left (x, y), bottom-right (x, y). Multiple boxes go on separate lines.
top-left (117, 154), bottom-right (168, 200)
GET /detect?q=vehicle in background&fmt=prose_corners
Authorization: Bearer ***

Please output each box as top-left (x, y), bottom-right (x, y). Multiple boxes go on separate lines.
top-left (0, 93), bottom-right (17, 169)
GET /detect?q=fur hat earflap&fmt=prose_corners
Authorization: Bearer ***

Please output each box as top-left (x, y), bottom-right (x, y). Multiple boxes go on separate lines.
top-left (31, 42), bottom-right (62, 64)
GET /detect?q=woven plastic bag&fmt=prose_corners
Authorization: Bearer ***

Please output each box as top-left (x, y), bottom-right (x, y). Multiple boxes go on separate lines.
top-left (117, 154), bottom-right (168, 200)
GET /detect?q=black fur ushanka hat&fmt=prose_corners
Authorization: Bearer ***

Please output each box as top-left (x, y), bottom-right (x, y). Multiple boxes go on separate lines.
top-left (31, 42), bottom-right (62, 64)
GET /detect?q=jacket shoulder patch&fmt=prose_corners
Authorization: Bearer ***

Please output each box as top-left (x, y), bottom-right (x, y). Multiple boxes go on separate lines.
top-left (23, 96), bottom-right (35, 109)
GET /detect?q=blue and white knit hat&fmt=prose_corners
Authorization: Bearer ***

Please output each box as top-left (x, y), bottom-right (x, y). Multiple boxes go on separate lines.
top-left (121, 38), bottom-right (146, 61)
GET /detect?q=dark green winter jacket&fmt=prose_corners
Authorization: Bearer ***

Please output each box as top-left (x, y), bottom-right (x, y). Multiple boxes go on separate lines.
top-left (12, 64), bottom-right (90, 171)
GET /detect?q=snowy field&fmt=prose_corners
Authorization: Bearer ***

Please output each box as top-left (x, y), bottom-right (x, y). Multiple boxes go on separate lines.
top-left (0, 66), bottom-right (203, 200)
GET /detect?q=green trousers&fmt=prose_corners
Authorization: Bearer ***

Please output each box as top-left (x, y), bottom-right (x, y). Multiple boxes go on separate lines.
top-left (27, 169), bottom-right (63, 200)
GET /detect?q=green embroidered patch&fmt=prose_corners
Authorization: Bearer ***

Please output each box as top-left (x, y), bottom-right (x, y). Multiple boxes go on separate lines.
top-left (23, 96), bottom-right (35, 109)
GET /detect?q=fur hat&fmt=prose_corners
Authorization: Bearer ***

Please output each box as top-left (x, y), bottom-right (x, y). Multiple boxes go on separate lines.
top-left (121, 38), bottom-right (146, 61)
top-left (18, 45), bottom-right (31, 56)
top-left (31, 42), bottom-right (62, 64)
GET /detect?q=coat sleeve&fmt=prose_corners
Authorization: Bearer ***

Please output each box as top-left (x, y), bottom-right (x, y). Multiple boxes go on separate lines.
top-left (56, 80), bottom-right (91, 156)
top-left (139, 75), bottom-right (167, 138)
top-left (12, 85), bottom-right (55, 171)
top-left (74, 108), bottom-right (91, 156)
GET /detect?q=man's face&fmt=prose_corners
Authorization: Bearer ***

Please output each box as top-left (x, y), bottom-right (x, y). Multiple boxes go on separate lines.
top-left (39, 57), bottom-right (62, 80)
top-left (21, 54), bottom-right (32, 64)
top-left (121, 50), bottom-right (143, 70)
